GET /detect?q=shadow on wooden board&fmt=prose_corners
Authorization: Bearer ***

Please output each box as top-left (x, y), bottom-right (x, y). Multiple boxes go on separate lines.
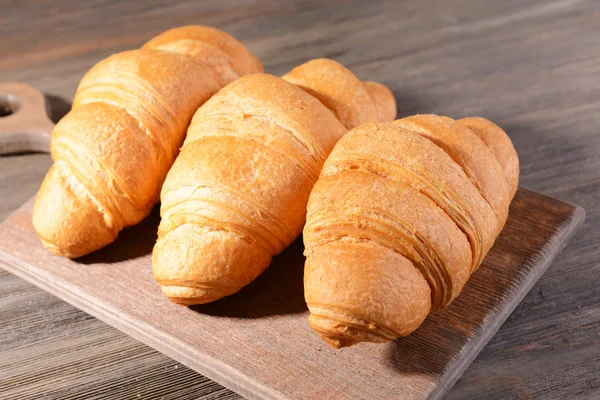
top-left (193, 238), bottom-right (308, 318)
top-left (76, 204), bottom-right (308, 318)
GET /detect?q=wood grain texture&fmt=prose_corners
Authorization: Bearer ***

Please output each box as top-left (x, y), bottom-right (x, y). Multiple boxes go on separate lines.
top-left (0, 189), bottom-right (585, 399)
top-left (0, 0), bottom-right (599, 399)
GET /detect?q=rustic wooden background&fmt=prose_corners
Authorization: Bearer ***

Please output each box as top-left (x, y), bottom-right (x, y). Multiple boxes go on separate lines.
top-left (1, 0), bottom-right (598, 399)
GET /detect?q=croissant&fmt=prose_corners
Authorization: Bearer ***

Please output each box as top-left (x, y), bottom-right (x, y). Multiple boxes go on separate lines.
top-left (303, 115), bottom-right (519, 348)
top-left (32, 26), bottom-right (262, 258)
top-left (152, 59), bottom-right (397, 305)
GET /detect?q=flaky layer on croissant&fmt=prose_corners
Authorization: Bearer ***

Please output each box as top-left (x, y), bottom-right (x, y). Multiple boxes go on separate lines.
top-left (32, 26), bottom-right (262, 258)
top-left (304, 115), bottom-right (519, 348)
top-left (152, 59), bottom-right (397, 305)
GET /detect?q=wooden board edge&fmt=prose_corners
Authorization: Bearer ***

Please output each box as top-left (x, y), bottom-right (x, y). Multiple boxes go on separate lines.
top-left (0, 250), bottom-right (285, 400)
top-left (430, 204), bottom-right (586, 399)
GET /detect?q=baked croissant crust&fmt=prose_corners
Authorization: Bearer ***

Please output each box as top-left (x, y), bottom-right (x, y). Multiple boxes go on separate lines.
top-left (32, 26), bottom-right (262, 258)
top-left (303, 115), bottom-right (519, 348)
top-left (152, 59), bottom-right (397, 305)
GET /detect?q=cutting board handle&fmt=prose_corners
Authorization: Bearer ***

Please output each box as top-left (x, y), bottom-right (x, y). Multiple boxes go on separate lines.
top-left (0, 82), bottom-right (55, 155)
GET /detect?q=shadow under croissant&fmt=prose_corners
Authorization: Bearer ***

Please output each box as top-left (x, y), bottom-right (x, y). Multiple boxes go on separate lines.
top-left (76, 205), bottom-right (160, 264)
top-left (384, 314), bottom-right (460, 378)
top-left (46, 94), bottom-right (72, 123)
top-left (76, 206), bottom-right (308, 317)
top-left (191, 236), bottom-right (308, 318)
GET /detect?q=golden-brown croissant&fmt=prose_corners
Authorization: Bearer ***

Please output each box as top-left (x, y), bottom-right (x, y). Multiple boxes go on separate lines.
top-left (303, 115), bottom-right (519, 348)
top-left (32, 26), bottom-right (262, 258)
top-left (152, 59), bottom-right (397, 305)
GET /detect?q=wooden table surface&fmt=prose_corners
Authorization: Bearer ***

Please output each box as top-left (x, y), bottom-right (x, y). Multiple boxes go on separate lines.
top-left (1, 1), bottom-right (598, 399)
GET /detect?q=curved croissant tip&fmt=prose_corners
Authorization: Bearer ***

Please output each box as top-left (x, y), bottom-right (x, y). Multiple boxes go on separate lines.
top-left (308, 313), bottom-right (394, 349)
top-left (318, 333), bottom-right (361, 349)
top-left (38, 238), bottom-right (89, 259)
top-left (32, 164), bottom-right (118, 259)
top-left (160, 285), bottom-right (236, 306)
top-left (362, 80), bottom-right (397, 122)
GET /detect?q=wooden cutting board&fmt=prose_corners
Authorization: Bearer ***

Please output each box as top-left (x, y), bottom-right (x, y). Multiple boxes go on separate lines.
top-left (0, 189), bottom-right (583, 399)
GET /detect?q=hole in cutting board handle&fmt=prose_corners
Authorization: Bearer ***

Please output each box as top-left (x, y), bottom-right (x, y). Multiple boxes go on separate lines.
top-left (0, 94), bottom-right (20, 117)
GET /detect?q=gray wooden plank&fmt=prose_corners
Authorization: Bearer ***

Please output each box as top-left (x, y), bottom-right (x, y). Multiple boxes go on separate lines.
top-left (0, 268), bottom-right (241, 400)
